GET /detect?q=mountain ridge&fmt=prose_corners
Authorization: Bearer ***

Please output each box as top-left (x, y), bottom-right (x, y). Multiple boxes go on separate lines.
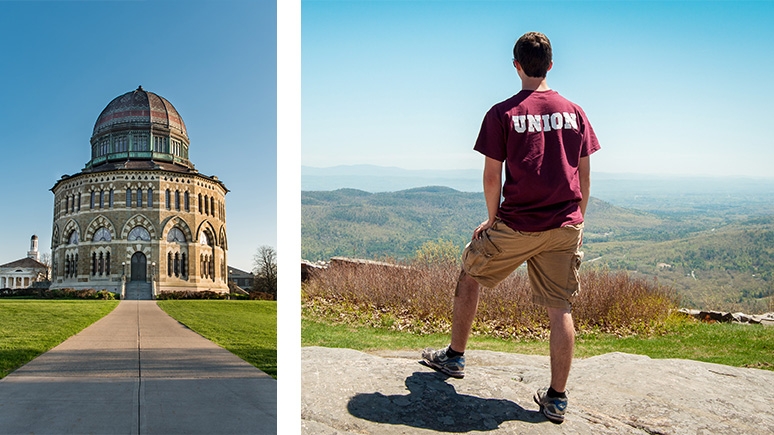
top-left (302, 187), bottom-right (774, 312)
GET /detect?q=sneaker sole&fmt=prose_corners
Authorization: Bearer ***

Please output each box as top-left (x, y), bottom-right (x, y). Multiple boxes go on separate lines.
top-left (533, 394), bottom-right (565, 424)
top-left (419, 359), bottom-right (464, 379)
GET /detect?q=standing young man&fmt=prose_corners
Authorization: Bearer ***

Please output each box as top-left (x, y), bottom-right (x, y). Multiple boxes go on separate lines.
top-left (421, 32), bottom-right (600, 424)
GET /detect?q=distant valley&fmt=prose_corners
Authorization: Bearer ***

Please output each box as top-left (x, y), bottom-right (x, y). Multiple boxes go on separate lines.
top-left (302, 166), bottom-right (774, 313)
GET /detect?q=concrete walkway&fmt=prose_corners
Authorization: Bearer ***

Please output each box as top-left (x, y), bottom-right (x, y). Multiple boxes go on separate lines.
top-left (0, 300), bottom-right (277, 434)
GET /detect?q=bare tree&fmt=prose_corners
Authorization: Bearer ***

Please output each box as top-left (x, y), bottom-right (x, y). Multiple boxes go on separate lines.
top-left (252, 246), bottom-right (277, 299)
top-left (40, 252), bottom-right (52, 280)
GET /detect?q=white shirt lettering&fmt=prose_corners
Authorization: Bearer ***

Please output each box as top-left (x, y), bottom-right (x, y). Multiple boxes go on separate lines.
top-left (512, 112), bottom-right (579, 133)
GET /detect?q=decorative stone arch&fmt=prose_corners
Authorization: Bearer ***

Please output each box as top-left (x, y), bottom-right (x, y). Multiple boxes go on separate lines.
top-left (219, 225), bottom-right (228, 250)
top-left (160, 216), bottom-right (193, 243)
top-left (84, 215), bottom-right (117, 242)
top-left (195, 221), bottom-right (217, 247)
top-left (124, 246), bottom-right (153, 282)
top-left (52, 224), bottom-right (60, 248)
top-left (62, 219), bottom-right (81, 245)
top-left (120, 214), bottom-right (157, 240)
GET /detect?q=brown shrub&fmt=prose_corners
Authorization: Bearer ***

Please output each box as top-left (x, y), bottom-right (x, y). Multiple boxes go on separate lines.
top-left (302, 261), bottom-right (680, 339)
top-left (156, 290), bottom-right (228, 300)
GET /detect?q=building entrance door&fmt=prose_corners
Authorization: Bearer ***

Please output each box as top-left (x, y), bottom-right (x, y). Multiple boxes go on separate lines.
top-left (130, 252), bottom-right (147, 282)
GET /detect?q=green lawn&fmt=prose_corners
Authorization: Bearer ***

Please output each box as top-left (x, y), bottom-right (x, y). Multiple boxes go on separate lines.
top-left (0, 300), bottom-right (119, 379)
top-left (302, 318), bottom-right (774, 371)
top-left (157, 300), bottom-right (277, 378)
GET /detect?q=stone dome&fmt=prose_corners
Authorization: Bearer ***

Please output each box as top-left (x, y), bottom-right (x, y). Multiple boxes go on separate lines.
top-left (93, 86), bottom-right (187, 138)
top-left (87, 86), bottom-right (193, 170)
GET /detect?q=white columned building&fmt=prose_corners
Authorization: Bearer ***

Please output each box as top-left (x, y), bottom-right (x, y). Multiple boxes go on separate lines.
top-left (0, 235), bottom-right (48, 289)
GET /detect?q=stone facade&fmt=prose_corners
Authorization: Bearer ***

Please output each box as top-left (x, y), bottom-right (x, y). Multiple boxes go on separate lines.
top-left (49, 87), bottom-right (229, 296)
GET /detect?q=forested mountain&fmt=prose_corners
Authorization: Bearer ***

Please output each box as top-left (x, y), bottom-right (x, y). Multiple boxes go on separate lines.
top-left (302, 188), bottom-right (774, 313)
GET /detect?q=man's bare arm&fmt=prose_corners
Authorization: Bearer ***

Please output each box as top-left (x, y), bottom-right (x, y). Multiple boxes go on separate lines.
top-left (473, 156), bottom-right (503, 240)
top-left (578, 156), bottom-right (591, 218)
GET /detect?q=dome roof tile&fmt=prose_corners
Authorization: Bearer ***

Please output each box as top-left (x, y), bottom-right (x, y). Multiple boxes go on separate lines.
top-left (92, 86), bottom-right (187, 138)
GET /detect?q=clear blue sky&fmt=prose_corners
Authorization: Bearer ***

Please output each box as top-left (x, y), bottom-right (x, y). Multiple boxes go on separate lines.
top-left (302, 0), bottom-right (774, 179)
top-left (0, 1), bottom-right (276, 271)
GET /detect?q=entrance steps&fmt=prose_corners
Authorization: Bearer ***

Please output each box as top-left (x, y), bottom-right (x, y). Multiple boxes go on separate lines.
top-left (124, 281), bottom-right (152, 300)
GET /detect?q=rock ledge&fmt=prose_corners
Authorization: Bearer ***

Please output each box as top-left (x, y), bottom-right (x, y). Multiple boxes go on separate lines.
top-left (302, 346), bottom-right (774, 434)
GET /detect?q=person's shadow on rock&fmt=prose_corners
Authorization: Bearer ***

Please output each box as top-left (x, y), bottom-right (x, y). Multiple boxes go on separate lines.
top-left (347, 371), bottom-right (546, 432)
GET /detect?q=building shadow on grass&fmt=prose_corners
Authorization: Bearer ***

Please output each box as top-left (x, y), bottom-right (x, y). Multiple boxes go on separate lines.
top-left (347, 371), bottom-right (546, 432)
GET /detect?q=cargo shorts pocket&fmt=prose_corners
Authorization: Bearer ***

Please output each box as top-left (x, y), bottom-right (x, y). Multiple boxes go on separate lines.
top-left (568, 251), bottom-right (583, 298)
top-left (463, 230), bottom-right (502, 276)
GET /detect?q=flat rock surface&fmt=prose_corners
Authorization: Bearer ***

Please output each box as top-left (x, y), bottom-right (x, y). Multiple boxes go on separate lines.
top-left (302, 346), bottom-right (774, 434)
top-left (0, 300), bottom-right (276, 435)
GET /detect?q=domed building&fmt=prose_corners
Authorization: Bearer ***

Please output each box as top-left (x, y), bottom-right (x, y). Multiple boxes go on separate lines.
top-left (50, 86), bottom-right (229, 298)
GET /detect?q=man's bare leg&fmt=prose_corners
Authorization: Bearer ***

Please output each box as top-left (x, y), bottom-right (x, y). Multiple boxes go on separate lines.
top-left (450, 270), bottom-right (481, 353)
top-left (546, 306), bottom-right (575, 392)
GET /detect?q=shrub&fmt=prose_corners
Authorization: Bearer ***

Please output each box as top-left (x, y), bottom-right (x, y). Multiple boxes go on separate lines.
top-left (249, 291), bottom-right (276, 300)
top-left (414, 239), bottom-right (461, 267)
top-left (0, 287), bottom-right (117, 300)
top-left (156, 290), bottom-right (228, 300)
top-left (302, 260), bottom-right (680, 339)
top-left (0, 287), bottom-right (41, 298)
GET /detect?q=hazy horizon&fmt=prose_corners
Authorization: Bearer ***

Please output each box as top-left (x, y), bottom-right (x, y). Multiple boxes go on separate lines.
top-left (302, 164), bottom-right (774, 182)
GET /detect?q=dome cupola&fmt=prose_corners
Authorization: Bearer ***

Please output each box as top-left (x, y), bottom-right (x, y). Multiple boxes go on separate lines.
top-left (87, 86), bottom-right (193, 170)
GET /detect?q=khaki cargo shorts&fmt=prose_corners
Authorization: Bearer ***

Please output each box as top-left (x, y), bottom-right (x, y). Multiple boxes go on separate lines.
top-left (462, 218), bottom-right (584, 310)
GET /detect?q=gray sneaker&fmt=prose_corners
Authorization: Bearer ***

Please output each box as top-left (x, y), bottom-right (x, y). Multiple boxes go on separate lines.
top-left (534, 387), bottom-right (568, 423)
top-left (421, 347), bottom-right (465, 379)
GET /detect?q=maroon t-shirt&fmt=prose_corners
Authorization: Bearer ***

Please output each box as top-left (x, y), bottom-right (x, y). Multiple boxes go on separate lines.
top-left (474, 90), bottom-right (601, 232)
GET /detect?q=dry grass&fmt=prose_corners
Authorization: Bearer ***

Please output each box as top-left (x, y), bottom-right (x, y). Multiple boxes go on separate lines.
top-left (302, 261), bottom-right (680, 340)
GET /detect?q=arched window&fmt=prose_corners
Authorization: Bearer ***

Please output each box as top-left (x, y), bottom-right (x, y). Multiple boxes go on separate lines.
top-left (165, 189), bottom-right (170, 209)
top-left (127, 226), bottom-right (151, 242)
top-left (91, 252), bottom-right (97, 276)
top-left (106, 252), bottom-right (110, 275)
top-left (109, 189), bottom-right (114, 208)
top-left (175, 190), bottom-right (180, 211)
top-left (174, 253), bottom-right (180, 277)
top-left (184, 191), bottom-right (190, 211)
top-left (98, 252), bottom-right (104, 275)
top-left (137, 189), bottom-right (143, 208)
top-left (181, 253), bottom-right (187, 277)
top-left (199, 231), bottom-right (211, 246)
top-left (167, 252), bottom-right (173, 276)
top-left (99, 190), bottom-right (104, 208)
top-left (167, 228), bottom-right (186, 243)
top-left (147, 188), bottom-right (153, 207)
top-left (77, 194), bottom-right (81, 211)
top-left (198, 194), bottom-right (203, 213)
top-left (93, 227), bottom-right (112, 242)
top-left (68, 231), bottom-right (79, 245)
top-left (126, 188), bottom-right (132, 207)
top-left (90, 191), bottom-right (95, 209)
top-left (211, 197), bottom-right (215, 218)
top-left (204, 195), bottom-right (209, 215)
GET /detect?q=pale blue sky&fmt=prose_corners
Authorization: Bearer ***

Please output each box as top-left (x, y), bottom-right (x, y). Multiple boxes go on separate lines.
top-left (0, 1), bottom-right (276, 271)
top-left (302, 0), bottom-right (774, 178)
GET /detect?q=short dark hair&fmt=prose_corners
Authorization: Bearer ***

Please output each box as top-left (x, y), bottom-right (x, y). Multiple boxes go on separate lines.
top-left (513, 32), bottom-right (552, 78)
